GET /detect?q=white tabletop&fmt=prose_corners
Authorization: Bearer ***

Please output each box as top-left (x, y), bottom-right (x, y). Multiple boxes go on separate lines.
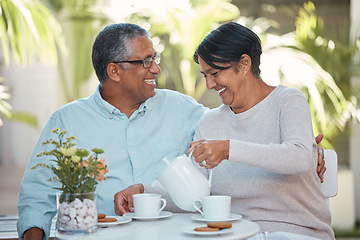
top-left (0, 213), bottom-right (260, 240)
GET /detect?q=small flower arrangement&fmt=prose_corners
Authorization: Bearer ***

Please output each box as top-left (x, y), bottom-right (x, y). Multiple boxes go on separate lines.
top-left (32, 128), bottom-right (108, 194)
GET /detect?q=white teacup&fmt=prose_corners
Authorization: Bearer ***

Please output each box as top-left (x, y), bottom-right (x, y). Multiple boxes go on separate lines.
top-left (133, 193), bottom-right (167, 217)
top-left (193, 195), bottom-right (231, 221)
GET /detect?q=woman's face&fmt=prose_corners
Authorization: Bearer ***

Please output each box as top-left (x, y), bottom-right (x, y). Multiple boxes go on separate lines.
top-left (199, 57), bottom-right (245, 109)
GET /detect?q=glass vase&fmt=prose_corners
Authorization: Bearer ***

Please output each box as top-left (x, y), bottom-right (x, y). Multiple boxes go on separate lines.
top-left (56, 191), bottom-right (98, 235)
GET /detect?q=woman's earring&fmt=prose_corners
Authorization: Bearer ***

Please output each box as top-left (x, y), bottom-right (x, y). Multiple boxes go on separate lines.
top-left (244, 70), bottom-right (247, 75)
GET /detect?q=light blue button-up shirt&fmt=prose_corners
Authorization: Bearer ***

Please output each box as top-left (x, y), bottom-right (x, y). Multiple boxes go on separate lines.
top-left (17, 85), bottom-right (207, 239)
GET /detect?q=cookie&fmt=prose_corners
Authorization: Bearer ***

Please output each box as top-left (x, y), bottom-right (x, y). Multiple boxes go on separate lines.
top-left (98, 217), bottom-right (117, 223)
top-left (97, 213), bottom-right (106, 219)
top-left (207, 222), bottom-right (232, 229)
top-left (194, 226), bottom-right (220, 232)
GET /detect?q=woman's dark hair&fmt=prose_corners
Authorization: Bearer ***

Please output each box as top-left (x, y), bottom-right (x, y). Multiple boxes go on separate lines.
top-left (194, 22), bottom-right (262, 77)
top-left (92, 23), bottom-right (149, 85)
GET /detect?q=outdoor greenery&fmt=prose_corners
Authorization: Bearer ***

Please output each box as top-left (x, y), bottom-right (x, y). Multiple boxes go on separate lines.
top-left (0, 0), bottom-right (65, 127)
top-left (124, 1), bottom-right (360, 148)
top-left (293, 2), bottom-right (360, 147)
top-left (334, 222), bottom-right (360, 237)
top-left (1, 0), bottom-right (359, 148)
top-left (128, 0), bottom-right (240, 100)
top-left (47, 0), bottom-right (110, 102)
top-left (1, 0), bottom-right (360, 234)
top-left (248, 2), bottom-right (360, 148)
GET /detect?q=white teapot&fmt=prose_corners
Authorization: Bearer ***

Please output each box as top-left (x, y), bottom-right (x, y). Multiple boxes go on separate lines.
top-left (153, 153), bottom-right (212, 211)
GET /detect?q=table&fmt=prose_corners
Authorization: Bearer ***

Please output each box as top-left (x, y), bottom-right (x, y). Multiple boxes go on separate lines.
top-left (0, 213), bottom-right (260, 240)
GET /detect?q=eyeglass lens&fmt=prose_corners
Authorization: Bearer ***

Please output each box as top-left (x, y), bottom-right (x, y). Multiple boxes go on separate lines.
top-left (144, 55), bottom-right (161, 68)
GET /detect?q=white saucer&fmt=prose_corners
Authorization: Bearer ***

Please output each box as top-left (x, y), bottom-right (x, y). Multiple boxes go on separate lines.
top-left (191, 213), bottom-right (242, 222)
top-left (98, 216), bottom-right (132, 227)
top-left (124, 211), bottom-right (173, 220)
top-left (183, 226), bottom-right (233, 236)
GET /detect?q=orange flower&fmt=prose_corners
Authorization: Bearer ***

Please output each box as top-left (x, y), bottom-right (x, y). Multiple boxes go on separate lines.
top-left (82, 156), bottom-right (90, 168)
top-left (96, 158), bottom-right (108, 181)
top-left (35, 128), bottom-right (108, 193)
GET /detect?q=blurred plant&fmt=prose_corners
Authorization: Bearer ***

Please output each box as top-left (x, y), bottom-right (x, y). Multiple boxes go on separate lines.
top-left (128, 0), bottom-right (240, 100)
top-left (47, 0), bottom-right (110, 102)
top-left (0, 77), bottom-right (11, 126)
top-left (294, 2), bottom-right (360, 138)
top-left (0, 0), bottom-right (66, 127)
top-left (254, 2), bottom-right (360, 148)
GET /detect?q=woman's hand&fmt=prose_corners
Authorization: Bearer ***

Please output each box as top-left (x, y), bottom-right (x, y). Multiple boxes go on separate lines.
top-left (188, 140), bottom-right (229, 169)
top-left (114, 183), bottom-right (144, 216)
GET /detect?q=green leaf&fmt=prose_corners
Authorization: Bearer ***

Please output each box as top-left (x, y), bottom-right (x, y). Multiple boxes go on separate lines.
top-left (6, 111), bottom-right (38, 128)
top-left (91, 148), bottom-right (104, 154)
top-left (75, 148), bottom-right (89, 157)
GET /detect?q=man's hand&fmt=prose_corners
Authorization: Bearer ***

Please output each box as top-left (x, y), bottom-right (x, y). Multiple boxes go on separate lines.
top-left (114, 183), bottom-right (144, 216)
top-left (315, 133), bottom-right (326, 183)
top-left (23, 227), bottom-right (43, 240)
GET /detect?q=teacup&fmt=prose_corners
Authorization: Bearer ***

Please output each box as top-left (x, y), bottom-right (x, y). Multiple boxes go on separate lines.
top-left (193, 195), bottom-right (231, 221)
top-left (133, 193), bottom-right (167, 217)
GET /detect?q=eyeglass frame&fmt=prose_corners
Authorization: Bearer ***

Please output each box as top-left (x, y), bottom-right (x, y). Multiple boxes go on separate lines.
top-left (113, 54), bottom-right (161, 68)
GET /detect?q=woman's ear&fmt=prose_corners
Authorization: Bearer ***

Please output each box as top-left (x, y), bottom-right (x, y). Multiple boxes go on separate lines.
top-left (239, 54), bottom-right (251, 75)
top-left (107, 63), bottom-right (121, 82)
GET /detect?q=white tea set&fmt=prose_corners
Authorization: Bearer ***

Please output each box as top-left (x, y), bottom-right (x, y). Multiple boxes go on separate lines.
top-left (153, 152), bottom-right (213, 212)
top-left (141, 152), bottom-right (240, 222)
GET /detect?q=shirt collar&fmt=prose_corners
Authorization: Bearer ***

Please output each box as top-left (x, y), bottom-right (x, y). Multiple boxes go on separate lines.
top-left (93, 84), bottom-right (149, 119)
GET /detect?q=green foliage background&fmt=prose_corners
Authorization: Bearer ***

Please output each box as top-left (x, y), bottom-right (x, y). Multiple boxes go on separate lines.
top-left (1, 0), bottom-right (359, 149)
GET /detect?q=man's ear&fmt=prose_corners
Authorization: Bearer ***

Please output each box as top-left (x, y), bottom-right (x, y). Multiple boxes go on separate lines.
top-left (107, 63), bottom-right (122, 82)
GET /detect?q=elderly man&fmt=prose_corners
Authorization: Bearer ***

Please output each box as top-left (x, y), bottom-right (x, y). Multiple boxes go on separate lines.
top-left (18, 23), bottom-right (206, 240)
top-left (18, 23), bottom-right (325, 240)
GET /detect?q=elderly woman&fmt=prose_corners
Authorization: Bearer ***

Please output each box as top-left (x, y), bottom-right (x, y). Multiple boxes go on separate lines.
top-left (189, 22), bottom-right (334, 240)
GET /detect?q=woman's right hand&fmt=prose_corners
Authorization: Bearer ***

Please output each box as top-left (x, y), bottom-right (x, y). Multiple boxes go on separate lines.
top-left (188, 139), bottom-right (230, 169)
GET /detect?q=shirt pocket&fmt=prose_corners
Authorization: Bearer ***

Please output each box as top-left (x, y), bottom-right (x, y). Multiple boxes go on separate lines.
top-left (150, 143), bottom-right (180, 175)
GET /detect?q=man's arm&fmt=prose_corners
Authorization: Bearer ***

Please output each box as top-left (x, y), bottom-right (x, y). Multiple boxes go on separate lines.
top-left (23, 227), bottom-right (43, 240)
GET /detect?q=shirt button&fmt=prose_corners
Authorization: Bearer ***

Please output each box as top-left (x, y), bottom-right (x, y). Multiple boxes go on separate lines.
top-left (128, 122), bottom-right (131, 125)
top-left (137, 178), bottom-right (141, 182)
top-left (132, 152), bottom-right (135, 155)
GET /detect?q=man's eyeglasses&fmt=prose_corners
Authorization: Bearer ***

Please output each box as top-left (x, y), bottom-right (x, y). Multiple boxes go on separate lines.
top-left (113, 54), bottom-right (161, 68)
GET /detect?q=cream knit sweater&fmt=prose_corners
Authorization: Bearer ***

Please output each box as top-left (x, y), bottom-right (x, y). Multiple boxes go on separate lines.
top-left (193, 85), bottom-right (334, 239)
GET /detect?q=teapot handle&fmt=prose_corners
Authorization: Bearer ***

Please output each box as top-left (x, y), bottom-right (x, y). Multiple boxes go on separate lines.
top-left (189, 150), bottom-right (212, 188)
top-left (188, 150), bottom-right (194, 161)
top-left (208, 169), bottom-right (213, 188)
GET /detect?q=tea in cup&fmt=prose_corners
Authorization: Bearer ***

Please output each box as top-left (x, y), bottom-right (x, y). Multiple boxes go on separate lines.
top-left (133, 193), bottom-right (167, 217)
top-left (193, 195), bottom-right (231, 220)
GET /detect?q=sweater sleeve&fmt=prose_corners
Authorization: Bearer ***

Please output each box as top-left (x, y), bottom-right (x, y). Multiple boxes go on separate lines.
top-left (229, 90), bottom-right (317, 175)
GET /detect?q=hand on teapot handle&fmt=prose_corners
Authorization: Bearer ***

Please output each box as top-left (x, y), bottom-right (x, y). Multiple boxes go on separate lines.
top-left (114, 183), bottom-right (144, 216)
top-left (188, 140), bottom-right (230, 169)
top-left (187, 140), bottom-right (205, 154)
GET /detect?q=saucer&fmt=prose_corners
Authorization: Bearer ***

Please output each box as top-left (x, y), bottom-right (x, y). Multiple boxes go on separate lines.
top-left (191, 213), bottom-right (242, 222)
top-left (124, 211), bottom-right (173, 220)
top-left (183, 226), bottom-right (234, 236)
top-left (98, 216), bottom-right (132, 227)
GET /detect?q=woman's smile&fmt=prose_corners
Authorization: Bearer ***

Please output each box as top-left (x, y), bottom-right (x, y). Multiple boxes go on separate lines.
top-left (217, 87), bottom-right (227, 94)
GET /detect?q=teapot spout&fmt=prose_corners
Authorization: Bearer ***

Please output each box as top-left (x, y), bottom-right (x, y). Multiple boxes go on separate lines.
top-left (162, 156), bottom-right (170, 165)
top-left (151, 180), bottom-right (166, 192)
